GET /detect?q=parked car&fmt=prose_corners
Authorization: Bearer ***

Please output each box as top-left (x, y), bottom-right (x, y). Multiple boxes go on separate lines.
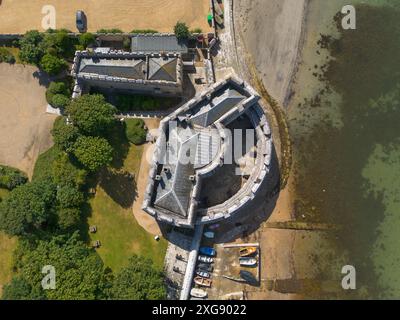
top-left (76, 10), bottom-right (87, 32)
top-left (197, 263), bottom-right (214, 272)
top-left (199, 246), bottom-right (216, 257)
top-left (198, 255), bottom-right (214, 264)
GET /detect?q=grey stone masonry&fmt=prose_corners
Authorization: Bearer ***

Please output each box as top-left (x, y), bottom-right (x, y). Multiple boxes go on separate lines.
top-left (142, 74), bottom-right (273, 228)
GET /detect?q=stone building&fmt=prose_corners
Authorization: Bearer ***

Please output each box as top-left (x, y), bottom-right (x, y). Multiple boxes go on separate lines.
top-left (71, 48), bottom-right (183, 97)
top-left (142, 75), bottom-right (273, 228)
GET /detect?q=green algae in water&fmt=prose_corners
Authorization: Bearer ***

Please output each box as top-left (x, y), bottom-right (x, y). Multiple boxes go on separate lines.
top-left (289, 1), bottom-right (400, 298)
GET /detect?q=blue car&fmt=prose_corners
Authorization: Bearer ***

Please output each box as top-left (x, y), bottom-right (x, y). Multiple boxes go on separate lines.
top-left (199, 247), bottom-right (216, 257)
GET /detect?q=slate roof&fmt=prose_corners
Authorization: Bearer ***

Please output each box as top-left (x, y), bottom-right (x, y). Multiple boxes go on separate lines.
top-left (154, 127), bottom-right (198, 217)
top-left (148, 57), bottom-right (178, 82)
top-left (79, 57), bottom-right (146, 79)
top-left (190, 89), bottom-right (245, 127)
top-left (131, 35), bottom-right (188, 53)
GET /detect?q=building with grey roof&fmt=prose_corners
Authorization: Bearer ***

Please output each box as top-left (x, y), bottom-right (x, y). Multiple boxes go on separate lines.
top-left (71, 49), bottom-right (183, 97)
top-left (142, 75), bottom-right (273, 228)
top-left (131, 34), bottom-right (188, 54)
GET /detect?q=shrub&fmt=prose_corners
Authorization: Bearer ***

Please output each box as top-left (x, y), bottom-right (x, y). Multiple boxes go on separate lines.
top-left (79, 33), bottom-right (96, 48)
top-left (51, 94), bottom-right (70, 109)
top-left (174, 22), bottom-right (190, 39)
top-left (46, 82), bottom-right (70, 104)
top-left (0, 166), bottom-right (28, 190)
top-left (40, 53), bottom-right (67, 76)
top-left (190, 28), bottom-right (203, 34)
top-left (0, 48), bottom-right (16, 64)
top-left (97, 28), bottom-right (123, 34)
top-left (130, 29), bottom-right (158, 34)
top-left (125, 119), bottom-right (147, 145)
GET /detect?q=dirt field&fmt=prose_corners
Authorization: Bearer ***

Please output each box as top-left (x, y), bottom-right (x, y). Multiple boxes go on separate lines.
top-left (0, 0), bottom-right (212, 34)
top-left (0, 63), bottom-right (57, 178)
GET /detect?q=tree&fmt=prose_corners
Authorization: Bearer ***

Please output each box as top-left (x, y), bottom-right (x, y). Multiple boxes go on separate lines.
top-left (0, 179), bottom-right (56, 236)
top-left (0, 165), bottom-right (28, 190)
top-left (40, 53), bottom-right (67, 76)
top-left (41, 29), bottom-right (76, 59)
top-left (73, 136), bottom-right (113, 171)
top-left (56, 207), bottom-right (81, 230)
top-left (7, 233), bottom-right (111, 300)
top-left (52, 153), bottom-right (87, 188)
top-left (174, 21), bottom-right (190, 39)
top-left (56, 185), bottom-right (84, 209)
top-left (2, 277), bottom-right (45, 300)
top-left (125, 119), bottom-right (147, 145)
top-left (46, 81), bottom-right (70, 105)
top-left (79, 33), bottom-right (96, 48)
top-left (109, 255), bottom-right (166, 300)
top-left (51, 94), bottom-right (70, 109)
top-left (51, 117), bottom-right (80, 152)
top-left (67, 94), bottom-right (116, 136)
top-left (18, 30), bottom-right (45, 65)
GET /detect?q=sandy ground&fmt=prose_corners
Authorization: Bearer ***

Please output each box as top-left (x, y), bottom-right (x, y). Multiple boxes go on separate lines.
top-left (131, 118), bottom-right (162, 236)
top-left (0, 0), bottom-right (213, 34)
top-left (234, 0), bottom-right (307, 106)
top-left (0, 63), bottom-right (57, 178)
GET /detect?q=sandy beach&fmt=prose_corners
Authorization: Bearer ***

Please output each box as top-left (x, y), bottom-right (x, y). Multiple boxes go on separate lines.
top-left (234, 0), bottom-right (308, 107)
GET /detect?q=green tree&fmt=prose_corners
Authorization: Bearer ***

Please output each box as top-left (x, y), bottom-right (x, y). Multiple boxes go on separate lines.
top-left (174, 21), bottom-right (190, 39)
top-left (46, 81), bottom-right (70, 105)
top-left (0, 179), bottom-right (56, 236)
top-left (51, 94), bottom-right (70, 109)
top-left (109, 255), bottom-right (166, 300)
top-left (40, 53), bottom-right (67, 76)
top-left (0, 165), bottom-right (28, 190)
top-left (2, 277), bottom-right (45, 300)
top-left (56, 207), bottom-right (81, 230)
top-left (8, 233), bottom-right (111, 300)
top-left (18, 30), bottom-right (45, 65)
top-left (78, 33), bottom-right (96, 48)
top-left (43, 29), bottom-right (73, 57)
top-left (56, 185), bottom-right (84, 208)
top-left (73, 136), bottom-right (113, 171)
top-left (67, 94), bottom-right (116, 136)
top-left (51, 117), bottom-right (80, 152)
top-left (52, 153), bottom-right (87, 188)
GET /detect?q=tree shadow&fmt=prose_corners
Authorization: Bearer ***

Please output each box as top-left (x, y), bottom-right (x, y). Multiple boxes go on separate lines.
top-left (99, 168), bottom-right (138, 209)
top-left (107, 121), bottom-right (130, 170)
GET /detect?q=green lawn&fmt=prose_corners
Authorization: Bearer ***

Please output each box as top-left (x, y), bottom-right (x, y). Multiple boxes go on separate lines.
top-left (88, 144), bottom-right (167, 272)
top-left (0, 188), bottom-right (17, 297)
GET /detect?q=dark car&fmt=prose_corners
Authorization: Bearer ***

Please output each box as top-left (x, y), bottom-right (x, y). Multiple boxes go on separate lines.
top-left (197, 263), bottom-right (213, 272)
top-left (76, 10), bottom-right (87, 32)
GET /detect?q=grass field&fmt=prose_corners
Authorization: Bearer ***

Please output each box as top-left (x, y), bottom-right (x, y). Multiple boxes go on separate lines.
top-left (0, 188), bottom-right (17, 297)
top-left (88, 144), bottom-right (167, 271)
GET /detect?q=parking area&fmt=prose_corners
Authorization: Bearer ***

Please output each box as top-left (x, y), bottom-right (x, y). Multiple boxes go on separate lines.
top-left (0, 0), bottom-right (213, 34)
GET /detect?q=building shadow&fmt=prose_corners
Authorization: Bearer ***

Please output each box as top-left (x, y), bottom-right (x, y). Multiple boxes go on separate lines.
top-left (211, 144), bottom-right (281, 244)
